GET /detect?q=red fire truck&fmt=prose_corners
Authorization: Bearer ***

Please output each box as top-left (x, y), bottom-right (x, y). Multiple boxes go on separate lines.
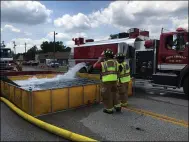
top-left (69, 27), bottom-right (188, 95)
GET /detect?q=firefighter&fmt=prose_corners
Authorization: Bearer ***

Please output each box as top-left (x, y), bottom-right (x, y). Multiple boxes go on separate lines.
top-left (115, 53), bottom-right (131, 107)
top-left (93, 49), bottom-right (121, 114)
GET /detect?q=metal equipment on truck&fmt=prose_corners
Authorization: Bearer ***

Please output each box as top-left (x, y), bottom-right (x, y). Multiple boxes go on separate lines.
top-left (69, 27), bottom-right (188, 95)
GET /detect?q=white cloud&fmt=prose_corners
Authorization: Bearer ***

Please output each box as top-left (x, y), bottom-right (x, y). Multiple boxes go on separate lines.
top-left (171, 17), bottom-right (188, 30)
top-left (90, 1), bottom-right (188, 28)
top-left (47, 32), bottom-right (71, 40)
top-left (46, 31), bottom-right (87, 43)
top-left (24, 32), bottom-right (33, 36)
top-left (54, 13), bottom-right (98, 32)
top-left (65, 40), bottom-right (75, 47)
top-left (94, 36), bottom-right (110, 41)
top-left (1, 1), bottom-right (53, 25)
top-left (54, 1), bottom-right (188, 36)
top-left (46, 31), bottom-right (88, 48)
top-left (5, 38), bottom-right (49, 53)
top-left (2, 24), bottom-right (33, 36)
top-left (4, 24), bottom-right (21, 33)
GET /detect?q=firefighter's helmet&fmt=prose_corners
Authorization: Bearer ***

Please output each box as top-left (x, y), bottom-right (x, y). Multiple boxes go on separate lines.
top-left (115, 53), bottom-right (125, 59)
top-left (104, 49), bottom-right (114, 57)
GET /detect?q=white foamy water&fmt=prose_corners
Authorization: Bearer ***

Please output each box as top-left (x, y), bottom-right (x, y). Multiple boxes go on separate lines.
top-left (14, 62), bottom-right (86, 90)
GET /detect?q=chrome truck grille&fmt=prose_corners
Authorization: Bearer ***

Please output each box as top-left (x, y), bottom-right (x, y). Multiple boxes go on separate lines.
top-left (0, 60), bottom-right (13, 70)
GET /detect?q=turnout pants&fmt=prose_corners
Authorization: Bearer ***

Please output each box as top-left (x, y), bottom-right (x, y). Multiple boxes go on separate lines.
top-left (100, 81), bottom-right (120, 110)
top-left (118, 82), bottom-right (128, 106)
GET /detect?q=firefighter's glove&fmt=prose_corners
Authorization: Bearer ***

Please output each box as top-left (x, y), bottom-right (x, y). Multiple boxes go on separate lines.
top-left (101, 51), bottom-right (105, 56)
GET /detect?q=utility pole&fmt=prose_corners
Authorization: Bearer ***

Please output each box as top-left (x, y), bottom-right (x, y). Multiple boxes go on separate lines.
top-left (1, 41), bottom-right (5, 48)
top-left (53, 31), bottom-right (58, 63)
top-left (25, 43), bottom-right (27, 53)
top-left (13, 41), bottom-right (16, 54)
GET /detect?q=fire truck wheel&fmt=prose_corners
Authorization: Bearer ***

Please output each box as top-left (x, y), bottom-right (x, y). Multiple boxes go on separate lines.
top-left (183, 76), bottom-right (188, 96)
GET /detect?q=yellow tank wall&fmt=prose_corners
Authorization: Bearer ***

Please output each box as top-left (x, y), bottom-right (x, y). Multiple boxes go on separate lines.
top-left (1, 75), bottom-right (101, 116)
top-left (22, 90), bottom-right (30, 113)
top-left (1, 81), bottom-right (5, 96)
top-left (4, 82), bottom-right (9, 98)
top-left (69, 86), bottom-right (83, 108)
top-left (14, 87), bottom-right (22, 108)
top-left (32, 90), bottom-right (51, 116)
top-left (76, 73), bottom-right (133, 97)
top-left (29, 84), bottom-right (100, 116)
top-left (1, 81), bottom-right (31, 114)
top-left (83, 85), bottom-right (96, 104)
top-left (9, 85), bottom-right (15, 102)
top-left (51, 88), bottom-right (69, 112)
top-left (8, 74), bottom-right (60, 81)
top-left (1, 72), bottom-right (132, 117)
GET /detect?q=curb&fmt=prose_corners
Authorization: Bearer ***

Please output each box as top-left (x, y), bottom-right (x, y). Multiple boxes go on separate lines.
top-left (0, 97), bottom-right (97, 142)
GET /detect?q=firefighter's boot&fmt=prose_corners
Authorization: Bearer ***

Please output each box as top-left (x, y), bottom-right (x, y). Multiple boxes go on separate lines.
top-left (114, 103), bottom-right (122, 112)
top-left (103, 108), bottom-right (114, 114)
top-left (121, 102), bottom-right (128, 107)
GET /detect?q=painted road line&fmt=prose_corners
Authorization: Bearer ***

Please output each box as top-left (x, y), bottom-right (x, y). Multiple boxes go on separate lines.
top-left (100, 102), bottom-right (188, 127)
top-left (123, 106), bottom-right (188, 128)
top-left (126, 106), bottom-right (188, 125)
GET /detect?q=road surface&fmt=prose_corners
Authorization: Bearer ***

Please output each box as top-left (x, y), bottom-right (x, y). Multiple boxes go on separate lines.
top-left (22, 66), bottom-right (46, 71)
top-left (38, 90), bottom-right (188, 141)
top-left (1, 102), bottom-right (67, 141)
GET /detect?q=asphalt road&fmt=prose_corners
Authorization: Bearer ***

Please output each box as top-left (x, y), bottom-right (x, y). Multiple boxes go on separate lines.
top-left (1, 103), bottom-right (67, 141)
top-left (38, 90), bottom-right (188, 141)
top-left (22, 66), bottom-right (46, 71)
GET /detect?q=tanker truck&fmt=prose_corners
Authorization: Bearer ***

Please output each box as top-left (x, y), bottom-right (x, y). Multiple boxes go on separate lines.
top-left (68, 27), bottom-right (188, 95)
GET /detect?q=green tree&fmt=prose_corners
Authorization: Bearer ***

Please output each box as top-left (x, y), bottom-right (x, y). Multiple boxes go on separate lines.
top-left (15, 53), bottom-right (21, 60)
top-left (63, 47), bottom-right (71, 52)
top-left (25, 45), bottom-right (38, 60)
top-left (40, 41), bottom-right (67, 53)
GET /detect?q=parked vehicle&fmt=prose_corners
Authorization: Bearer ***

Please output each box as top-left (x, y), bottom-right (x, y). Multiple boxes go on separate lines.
top-left (47, 61), bottom-right (60, 68)
top-left (0, 44), bottom-right (14, 71)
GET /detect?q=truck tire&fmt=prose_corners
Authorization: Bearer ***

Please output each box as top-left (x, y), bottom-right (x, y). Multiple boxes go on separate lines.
top-left (183, 76), bottom-right (188, 96)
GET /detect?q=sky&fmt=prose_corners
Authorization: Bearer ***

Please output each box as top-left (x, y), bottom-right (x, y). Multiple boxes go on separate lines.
top-left (1, 1), bottom-right (188, 53)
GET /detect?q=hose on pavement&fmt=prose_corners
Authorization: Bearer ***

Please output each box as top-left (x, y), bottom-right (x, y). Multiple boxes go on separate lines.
top-left (0, 97), bottom-right (97, 142)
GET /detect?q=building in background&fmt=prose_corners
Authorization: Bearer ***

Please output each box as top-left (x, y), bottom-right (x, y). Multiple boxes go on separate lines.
top-left (38, 52), bottom-right (71, 65)
top-left (35, 54), bottom-right (39, 62)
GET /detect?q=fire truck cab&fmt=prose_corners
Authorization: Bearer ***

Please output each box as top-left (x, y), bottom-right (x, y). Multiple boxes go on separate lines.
top-left (0, 43), bottom-right (14, 71)
top-left (69, 27), bottom-right (188, 95)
